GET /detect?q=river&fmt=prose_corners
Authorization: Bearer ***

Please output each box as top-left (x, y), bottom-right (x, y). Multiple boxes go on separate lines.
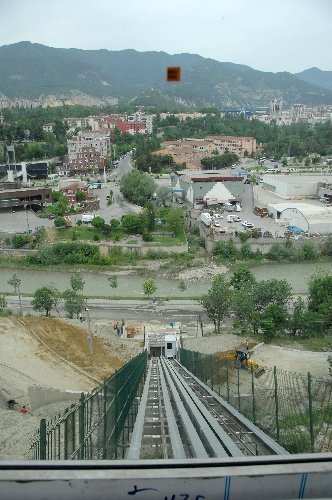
top-left (0, 261), bottom-right (332, 297)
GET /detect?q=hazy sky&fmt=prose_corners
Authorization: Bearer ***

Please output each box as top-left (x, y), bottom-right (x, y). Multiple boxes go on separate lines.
top-left (1, 0), bottom-right (331, 73)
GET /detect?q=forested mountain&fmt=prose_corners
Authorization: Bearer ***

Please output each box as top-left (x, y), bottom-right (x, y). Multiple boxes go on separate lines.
top-left (0, 41), bottom-right (331, 109)
top-left (295, 67), bottom-right (332, 92)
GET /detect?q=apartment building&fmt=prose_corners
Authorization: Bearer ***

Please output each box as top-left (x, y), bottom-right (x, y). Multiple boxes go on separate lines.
top-left (67, 131), bottom-right (110, 174)
top-left (161, 139), bottom-right (214, 154)
top-left (204, 136), bottom-right (257, 156)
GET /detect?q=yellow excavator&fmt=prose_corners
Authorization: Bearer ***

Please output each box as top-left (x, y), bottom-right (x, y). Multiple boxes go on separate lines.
top-left (216, 345), bottom-right (265, 377)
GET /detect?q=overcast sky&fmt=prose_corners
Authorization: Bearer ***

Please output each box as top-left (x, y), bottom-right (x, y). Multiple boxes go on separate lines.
top-left (1, 0), bottom-right (331, 73)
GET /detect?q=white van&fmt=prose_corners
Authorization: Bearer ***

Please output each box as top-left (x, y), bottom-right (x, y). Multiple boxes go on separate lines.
top-left (227, 214), bottom-right (237, 222)
top-left (82, 214), bottom-right (96, 223)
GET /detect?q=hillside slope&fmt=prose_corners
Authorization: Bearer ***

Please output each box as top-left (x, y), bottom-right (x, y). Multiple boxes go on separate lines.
top-left (0, 41), bottom-right (331, 108)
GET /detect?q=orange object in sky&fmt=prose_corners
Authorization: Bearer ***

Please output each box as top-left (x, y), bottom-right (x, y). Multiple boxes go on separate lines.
top-left (167, 67), bottom-right (181, 82)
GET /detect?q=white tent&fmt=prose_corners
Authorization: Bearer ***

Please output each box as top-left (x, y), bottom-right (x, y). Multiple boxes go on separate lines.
top-left (204, 182), bottom-right (233, 204)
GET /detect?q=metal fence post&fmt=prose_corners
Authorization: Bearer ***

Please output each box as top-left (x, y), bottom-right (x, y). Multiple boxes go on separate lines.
top-left (103, 380), bottom-right (108, 459)
top-left (274, 366), bottom-right (280, 443)
top-left (39, 419), bottom-right (47, 460)
top-left (237, 367), bottom-right (241, 412)
top-left (251, 366), bottom-right (256, 424)
top-left (79, 392), bottom-right (85, 460)
top-left (307, 372), bottom-right (315, 453)
top-left (226, 366), bottom-right (230, 403)
top-left (210, 354), bottom-right (214, 390)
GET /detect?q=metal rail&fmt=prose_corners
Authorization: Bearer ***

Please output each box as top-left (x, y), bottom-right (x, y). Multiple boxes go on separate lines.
top-left (127, 357), bottom-right (287, 460)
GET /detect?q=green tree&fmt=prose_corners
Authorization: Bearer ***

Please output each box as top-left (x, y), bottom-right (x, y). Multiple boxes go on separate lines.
top-left (0, 294), bottom-right (8, 314)
top-left (142, 201), bottom-right (156, 232)
top-left (308, 273), bottom-right (332, 332)
top-left (200, 274), bottom-right (232, 334)
top-left (232, 288), bottom-right (255, 334)
top-left (32, 286), bottom-right (59, 316)
top-left (54, 216), bottom-right (67, 227)
top-left (70, 272), bottom-right (85, 292)
top-left (229, 266), bottom-right (256, 290)
top-left (91, 216), bottom-right (105, 229)
top-left (165, 207), bottom-right (184, 236)
top-left (7, 273), bottom-right (23, 315)
top-left (75, 190), bottom-right (86, 203)
top-left (253, 279), bottom-right (292, 312)
top-left (143, 279), bottom-right (157, 298)
top-left (289, 296), bottom-right (307, 337)
top-left (120, 170), bottom-right (156, 206)
top-left (178, 280), bottom-right (187, 292)
top-left (62, 289), bottom-right (85, 318)
top-left (108, 276), bottom-right (118, 298)
top-left (156, 186), bottom-right (172, 207)
top-left (259, 303), bottom-right (288, 340)
top-left (121, 213), bottom-right (144, 234)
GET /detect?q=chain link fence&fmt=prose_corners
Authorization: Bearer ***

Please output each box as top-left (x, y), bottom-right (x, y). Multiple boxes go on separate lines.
top-left (179, 348), bottom-right (332, 454)
top-left (30, 351), bottom-right (147, 460)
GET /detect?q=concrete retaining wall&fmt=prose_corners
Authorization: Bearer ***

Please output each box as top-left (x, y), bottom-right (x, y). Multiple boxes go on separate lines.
top-left (28, 385), bottom-right (81, 411)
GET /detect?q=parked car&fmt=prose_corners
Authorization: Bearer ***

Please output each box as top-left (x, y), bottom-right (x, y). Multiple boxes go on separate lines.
top-left (233, 216), bottom-right (241, 222)
top-left (48, 214), bottom-right (56, 220)
top-left (241, 220), bottom-right (254, 228)
top-left (213, 221), bottom-right (221, 227)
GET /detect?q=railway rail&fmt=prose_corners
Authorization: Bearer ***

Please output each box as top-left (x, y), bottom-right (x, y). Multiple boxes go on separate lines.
top-left (127, 357), bottom-right (287, 460)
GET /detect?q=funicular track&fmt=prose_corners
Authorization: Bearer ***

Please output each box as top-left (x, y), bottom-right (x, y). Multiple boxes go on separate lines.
top-left (127, 358), bottom-right (287, 460)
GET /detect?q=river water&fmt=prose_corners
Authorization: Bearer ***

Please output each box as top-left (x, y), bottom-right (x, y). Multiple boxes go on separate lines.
top-left (0, 261), bottom-right (331, 297)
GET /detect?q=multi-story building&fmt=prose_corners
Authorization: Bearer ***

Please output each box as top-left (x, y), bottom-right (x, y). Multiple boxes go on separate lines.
top-left (67, 131), bottom-right (110, 175)
top-left (204, 136), bottom-right (257, 156)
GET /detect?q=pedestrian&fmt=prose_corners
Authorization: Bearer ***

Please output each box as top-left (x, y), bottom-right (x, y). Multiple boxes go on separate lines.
top-left (114, 321), bottom-right (120, 336)
top-left (19, 405), bottom-right (29, 414)
top-left (79, 312), bottom-right (83, 322)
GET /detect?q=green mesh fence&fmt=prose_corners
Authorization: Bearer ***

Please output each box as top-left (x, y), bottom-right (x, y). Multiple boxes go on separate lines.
top-left (29, 351), bottom-right (147, 460)
top-left (179, 348), bottom-right (332, 454)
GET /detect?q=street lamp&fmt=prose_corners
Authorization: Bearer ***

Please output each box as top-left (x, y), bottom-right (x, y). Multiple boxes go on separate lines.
top-left (26, 210), bottom-right (30, 233)
top-left (85, 307), bottom-right (94, 355)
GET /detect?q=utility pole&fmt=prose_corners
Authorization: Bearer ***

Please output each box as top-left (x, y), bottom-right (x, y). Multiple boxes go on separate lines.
top-left (85, 307), bottom-right (94, 355)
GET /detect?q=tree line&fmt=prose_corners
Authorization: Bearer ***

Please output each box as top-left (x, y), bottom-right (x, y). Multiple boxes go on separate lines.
top-left (0, 272), bottom-right (160, 318)
top-left (201, 267), bottom-right (332, 340)
top-left (2, 267), bottom-right (331, 343)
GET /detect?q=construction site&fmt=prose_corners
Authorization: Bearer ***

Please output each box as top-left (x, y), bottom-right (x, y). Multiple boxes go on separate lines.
top-left (0, 315), bottom-right (332, 498)
top-left (0, 315), bottom-right (330, 458)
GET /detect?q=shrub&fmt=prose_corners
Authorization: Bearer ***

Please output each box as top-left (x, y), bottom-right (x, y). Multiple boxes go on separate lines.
top-left (11, 234), bottom-right (30, 248)
top-left (27, 242), bottom-right (101, 266)
top-left (238, 232), bottom-right (251, 242)
top-left (142, 232), bottom-right (153, 242)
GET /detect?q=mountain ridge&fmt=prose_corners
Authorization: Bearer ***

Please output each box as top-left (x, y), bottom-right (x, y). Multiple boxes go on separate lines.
top-left (0, 41), bottom-right (331, 109)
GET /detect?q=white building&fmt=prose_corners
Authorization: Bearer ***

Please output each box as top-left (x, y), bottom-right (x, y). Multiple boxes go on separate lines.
top-left (67, 131), bottom-right (110, 162)
top-left (268, 202), bottom-right (332, 234)
top-left (261, 175), bottom-right (332, 199)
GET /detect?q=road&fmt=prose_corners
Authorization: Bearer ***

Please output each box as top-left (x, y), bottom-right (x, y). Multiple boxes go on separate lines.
top-left (0, 154), bottom-right (137, 234)
top-left (6, 296), bottom-right (206, 327)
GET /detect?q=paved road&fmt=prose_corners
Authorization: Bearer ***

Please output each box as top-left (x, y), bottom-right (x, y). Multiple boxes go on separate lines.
top-left (6, 296), bottom-right (206, 327)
